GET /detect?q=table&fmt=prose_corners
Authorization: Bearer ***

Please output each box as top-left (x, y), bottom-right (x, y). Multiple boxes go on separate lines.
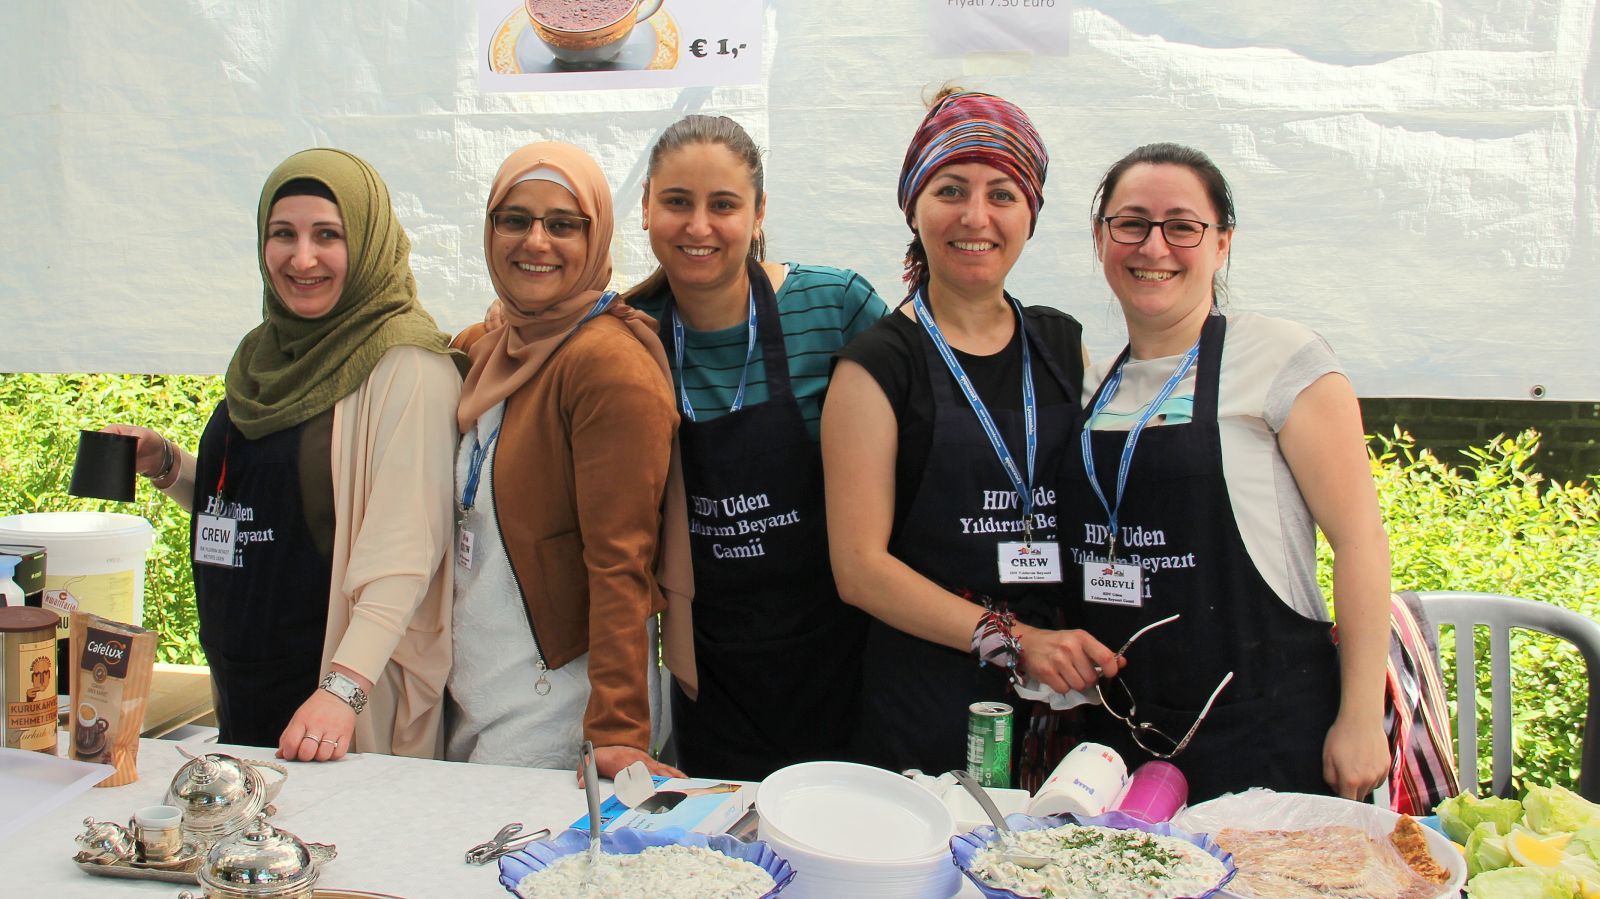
top-left (6, 736), bottom-right (986, 898)
top-left (10, 736), bottom-right (598, 898)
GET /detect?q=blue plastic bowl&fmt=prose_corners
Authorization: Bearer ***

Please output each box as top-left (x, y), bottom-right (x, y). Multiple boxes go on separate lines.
top-left (498, 826), bottom-right (795, 898)
top-left (949, 810), bottom-right (1238, 899)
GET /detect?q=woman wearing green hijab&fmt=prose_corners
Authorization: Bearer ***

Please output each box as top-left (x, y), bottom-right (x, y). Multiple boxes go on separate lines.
top-left (106, 148), bottom-right (465, 761)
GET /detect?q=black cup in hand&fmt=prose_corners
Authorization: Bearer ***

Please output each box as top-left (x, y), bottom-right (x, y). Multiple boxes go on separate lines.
top-left (69, 430), bottom-right (138, 502)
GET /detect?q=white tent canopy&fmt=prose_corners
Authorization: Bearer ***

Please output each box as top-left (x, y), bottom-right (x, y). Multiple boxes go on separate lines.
top-left (5, 0), bottom-right (1597, 400)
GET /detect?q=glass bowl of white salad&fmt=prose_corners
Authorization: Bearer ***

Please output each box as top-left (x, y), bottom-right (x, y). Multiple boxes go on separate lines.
top-left (498, 826), bottom-right (794, 899)
top-left (950, 810), bottom-right (1237, 899)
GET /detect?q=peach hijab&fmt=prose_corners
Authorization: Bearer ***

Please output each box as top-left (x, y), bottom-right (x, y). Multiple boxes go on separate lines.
top-left (455, 140), bottom-right (696, 679)
top-left (458, 140), bottom-right (663, 431)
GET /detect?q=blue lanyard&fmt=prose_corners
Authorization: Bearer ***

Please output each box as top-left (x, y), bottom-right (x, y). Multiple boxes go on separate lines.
top-left (458, 423), bottom-right (501, 518)
top-left (912, 290), bottom-right (1039, 542)
top-left (670, 285), bottom-right (757, 421)
top-left (1080, 341), bottom-right (1200, 560)
top-left (458, 290), bottom-right (616, 518)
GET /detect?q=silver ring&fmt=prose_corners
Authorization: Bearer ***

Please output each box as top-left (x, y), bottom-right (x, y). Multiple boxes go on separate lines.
top-left (318, 738), bottom-right (339, 745)
top-left (302, 734), bottom-right (321, 742)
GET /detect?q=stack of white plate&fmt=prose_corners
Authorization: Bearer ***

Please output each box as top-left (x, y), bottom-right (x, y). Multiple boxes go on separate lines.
top-left (755, 761), bottom-right (961, 899)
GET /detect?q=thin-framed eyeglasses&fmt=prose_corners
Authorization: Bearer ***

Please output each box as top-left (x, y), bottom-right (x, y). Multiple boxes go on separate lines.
top-left (490, 211), bottom-right (590, 241)
top-left (1098, 215), bottom-right (1217, 248)
top-left (1095, 613), bottom-right (1235, 759)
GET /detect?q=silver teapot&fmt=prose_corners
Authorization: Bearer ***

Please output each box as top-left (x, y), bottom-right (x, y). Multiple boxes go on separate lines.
top-left (165, 748), bottom-right (288, 844)
top-left (177, 814), bottom-right (318, 899)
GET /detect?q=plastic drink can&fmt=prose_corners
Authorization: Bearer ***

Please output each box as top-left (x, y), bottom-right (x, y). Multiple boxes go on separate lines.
top-left (966, 701), bottom-right (1013, 788)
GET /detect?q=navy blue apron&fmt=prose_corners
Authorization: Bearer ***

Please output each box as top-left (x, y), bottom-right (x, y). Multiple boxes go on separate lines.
top-left (664, 261), bottom-right (866, 781)
top-left (852, 305), bottom-right (1078, 775)
top-left (192, 401), bottom-right (333, 749)
top-left (1063, 314), bottom-right (1341, 802)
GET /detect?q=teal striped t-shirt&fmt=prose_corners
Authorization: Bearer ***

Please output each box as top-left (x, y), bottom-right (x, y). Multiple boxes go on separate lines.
top-left (634, 263), bottom-right (887, 439)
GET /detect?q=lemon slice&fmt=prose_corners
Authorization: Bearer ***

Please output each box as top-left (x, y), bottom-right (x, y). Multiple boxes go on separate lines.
top-left (1508, 829), bottom-right (1570, 868)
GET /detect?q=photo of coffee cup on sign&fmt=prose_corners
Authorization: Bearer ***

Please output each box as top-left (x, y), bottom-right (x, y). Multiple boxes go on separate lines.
top-left (487, 0), bottom-right (679, 74)
top-left (75, 700), bottom-right (109, 758)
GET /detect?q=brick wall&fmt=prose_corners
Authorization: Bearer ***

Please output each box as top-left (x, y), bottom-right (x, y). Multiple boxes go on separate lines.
top-left (1360, 398), bottom-right (1600, 486)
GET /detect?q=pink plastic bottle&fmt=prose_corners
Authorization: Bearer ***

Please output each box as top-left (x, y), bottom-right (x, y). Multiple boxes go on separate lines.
top-left (1113, 761), bottom-right (1189, 823)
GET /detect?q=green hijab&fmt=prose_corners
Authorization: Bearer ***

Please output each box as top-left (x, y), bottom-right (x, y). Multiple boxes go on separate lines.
top-left (225, 148), bottom-right (465, 439)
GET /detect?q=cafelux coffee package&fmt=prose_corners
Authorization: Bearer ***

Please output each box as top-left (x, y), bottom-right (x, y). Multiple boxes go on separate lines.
top-left (69, 610), bottom-right (156, 786)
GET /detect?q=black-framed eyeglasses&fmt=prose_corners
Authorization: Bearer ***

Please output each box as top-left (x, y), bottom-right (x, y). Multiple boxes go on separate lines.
top-left (1098, 215), bottom-right (1216, 248)
top-left (490, 211), bottom-right (590, 241)
top-left (1095, 613), bottom-right (1234, 759)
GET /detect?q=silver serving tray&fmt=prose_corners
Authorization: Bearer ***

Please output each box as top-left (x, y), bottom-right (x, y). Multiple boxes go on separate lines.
top-left (73, 841), bottom-right (336, 884)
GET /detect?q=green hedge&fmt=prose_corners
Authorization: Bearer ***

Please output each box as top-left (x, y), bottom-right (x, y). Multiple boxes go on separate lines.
top-left (1318, 429), bottom-right (1600, 795)
top-left (3, 374), bottom-right (1597, 792)
top-left (0, 373), bottom-right (223, 664)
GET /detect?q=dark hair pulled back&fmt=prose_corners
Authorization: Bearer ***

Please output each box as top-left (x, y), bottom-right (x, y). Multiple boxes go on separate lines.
top-left (622, 115), bottom-right (767, 306)
top-left (1091, 142), bottom-right (1236, 303)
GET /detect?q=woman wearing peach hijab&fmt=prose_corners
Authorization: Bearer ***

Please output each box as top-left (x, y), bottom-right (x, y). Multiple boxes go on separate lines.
top-left (446, 141), bottom-right (689, 780)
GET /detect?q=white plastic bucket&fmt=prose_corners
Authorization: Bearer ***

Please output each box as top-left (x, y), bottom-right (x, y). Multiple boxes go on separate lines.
top-left (0, 512), bottom-right (155, 640)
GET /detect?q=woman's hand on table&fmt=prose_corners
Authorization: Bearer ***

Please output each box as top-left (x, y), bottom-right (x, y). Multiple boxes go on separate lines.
top-left (582, 745), bottom-right (686, 786)
top-left (1014, 624), bottom-right (1120, 693)
top-left (277, 667), bottom-right (371, 762)
top-left (1322, 713), bottom-right (1391, 800)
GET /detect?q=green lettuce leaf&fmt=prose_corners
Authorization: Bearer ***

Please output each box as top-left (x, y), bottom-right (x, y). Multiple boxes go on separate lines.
top-left (1467, 821), bottom-right (1513, 878)
top-left (1570, 825), bottom-right (1600, 862)
top-left (1441, 792), bottom-right (1525, 843)
top-left (1525, 786), bottom-right (1600, 835)
top-left (1466, 866), bottom-right (1579, 899)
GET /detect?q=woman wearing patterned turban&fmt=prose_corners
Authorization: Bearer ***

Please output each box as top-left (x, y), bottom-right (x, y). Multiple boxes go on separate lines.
top-left (823, 88), bottom-right (1119, 782)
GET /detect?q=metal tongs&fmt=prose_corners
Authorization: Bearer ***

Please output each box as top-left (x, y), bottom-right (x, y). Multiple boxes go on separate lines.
top-left (464, 822), bottom-right (553, 865)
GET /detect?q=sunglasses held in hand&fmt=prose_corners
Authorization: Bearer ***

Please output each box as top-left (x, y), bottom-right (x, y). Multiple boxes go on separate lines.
top-left (1096, 613), bottom-right (1235, 759)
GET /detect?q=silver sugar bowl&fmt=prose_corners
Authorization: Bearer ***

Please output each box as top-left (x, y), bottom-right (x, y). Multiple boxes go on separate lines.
top-left (178, 814), bottom-right (319, 899)
top-left (74, 816), bottom-right (136, 864)
top-left (166, 749), bottom-right (286, 844)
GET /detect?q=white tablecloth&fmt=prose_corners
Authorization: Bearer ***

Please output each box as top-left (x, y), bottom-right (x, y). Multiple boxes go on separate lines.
top-left (7, 736), bottom-right (985, 898)
top-left (10, 736), bottom-right (600, 898)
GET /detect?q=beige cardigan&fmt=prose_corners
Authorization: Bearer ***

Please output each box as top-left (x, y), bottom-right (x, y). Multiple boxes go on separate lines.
top-left (164, 346), bottom-right (460, 758)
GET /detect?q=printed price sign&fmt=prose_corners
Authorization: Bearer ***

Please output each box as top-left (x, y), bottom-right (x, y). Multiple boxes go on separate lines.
top-left (688, 37), bottom-right (751, 60)
top-left (479, 0), bottom-right (761, 92)
top-left (928, 0), bottom-right (1072, 57)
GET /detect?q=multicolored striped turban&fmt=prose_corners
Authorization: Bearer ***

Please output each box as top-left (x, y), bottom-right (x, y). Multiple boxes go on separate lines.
top-left (897, 90), bottom-right (1049, 236)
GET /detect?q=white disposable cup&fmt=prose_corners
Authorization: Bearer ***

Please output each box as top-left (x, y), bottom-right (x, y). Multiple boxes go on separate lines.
top-left (1026, 742), bottom-right (1128, 817)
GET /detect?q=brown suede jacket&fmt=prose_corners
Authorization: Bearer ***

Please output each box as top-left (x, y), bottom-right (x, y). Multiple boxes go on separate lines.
top-left (456, 315), bottom-right (675, 751)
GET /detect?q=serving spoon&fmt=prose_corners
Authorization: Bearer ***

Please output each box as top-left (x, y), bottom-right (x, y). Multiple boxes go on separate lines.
top-left (580, 741), bottom-right (603, 884)
top-left (951, 769), bottom-right (1052, 870)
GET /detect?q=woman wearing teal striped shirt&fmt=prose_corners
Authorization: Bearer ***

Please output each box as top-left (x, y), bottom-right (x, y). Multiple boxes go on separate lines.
top-left (621, 114), bottom-right (887, 779)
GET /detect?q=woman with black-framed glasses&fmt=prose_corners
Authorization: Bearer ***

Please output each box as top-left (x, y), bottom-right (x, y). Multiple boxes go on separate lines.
top-left (445, 141), bottom-right (689, 784)
top-left (1058, 142), bottom-right (1393, 803)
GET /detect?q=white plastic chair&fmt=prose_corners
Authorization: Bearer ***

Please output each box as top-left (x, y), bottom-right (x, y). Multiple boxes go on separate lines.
top-left (1415, 591), bottom-right (1600, 801)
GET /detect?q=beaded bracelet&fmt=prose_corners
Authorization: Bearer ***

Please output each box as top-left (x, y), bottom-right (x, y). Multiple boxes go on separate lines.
top-left (970, 602), bottom-right (1023, 682)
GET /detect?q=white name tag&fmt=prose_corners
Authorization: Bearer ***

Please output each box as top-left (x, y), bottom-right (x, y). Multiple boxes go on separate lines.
top-left (997, 541), bottom-right (1062, 583)
top-left (456, 528), bottom-right (476, 571)
top-left (194, 514), bottom-right (237, 568)
top-left (1083, 560), bottom-right (1144, 607)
